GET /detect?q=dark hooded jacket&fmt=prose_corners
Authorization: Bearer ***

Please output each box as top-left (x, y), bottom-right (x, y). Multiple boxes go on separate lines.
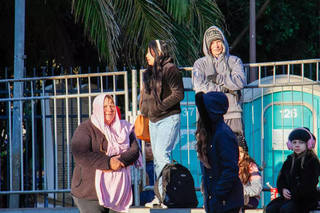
top-left (196, 91), bottom-right (244, 212)
top-left (140, 60), bottom-right (184, 123)
top-left (266, 151), bottom-right (320, 213)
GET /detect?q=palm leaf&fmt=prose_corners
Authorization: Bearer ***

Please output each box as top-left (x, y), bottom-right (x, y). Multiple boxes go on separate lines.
top-left (114, 0), bottom-right (178, 67)
top-left (154, 0), bottom-right (225, 66)
top-left (72, 0), bottom-right (120, 68)
top-left (191, 0), bottom-right (225, 41)
top-left (155, 0), bottom-right (191, 24)
top-left (71, 0), bottom-right (225, 68)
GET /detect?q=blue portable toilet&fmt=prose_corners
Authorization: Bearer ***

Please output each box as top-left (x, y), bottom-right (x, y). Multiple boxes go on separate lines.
top-left (243, 74), bottom-right (320, 207)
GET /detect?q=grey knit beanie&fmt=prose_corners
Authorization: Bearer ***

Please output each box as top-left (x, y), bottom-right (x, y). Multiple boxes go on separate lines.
top-left (205, 28), bottom-right (224, 50)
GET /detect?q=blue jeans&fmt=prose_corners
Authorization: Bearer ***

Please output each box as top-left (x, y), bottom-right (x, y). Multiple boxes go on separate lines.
top-left (149, 114), bottom-right (180, 198)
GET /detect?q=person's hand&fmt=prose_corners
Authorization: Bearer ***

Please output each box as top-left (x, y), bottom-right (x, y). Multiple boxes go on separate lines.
top-left (207, 74), bottom-right (218, 83)
top-left (110, 155), bottom-right (125, 170)
top-left (283, 188), bottom-right (291, 200)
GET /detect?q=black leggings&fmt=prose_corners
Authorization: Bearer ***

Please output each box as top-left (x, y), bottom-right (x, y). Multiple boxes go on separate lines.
top-left (265, 198), bottom-right (319, 213)
top-left (265, 199), bottom-right (296, 213)
top-left (73, 196), bottom-right (122, 213)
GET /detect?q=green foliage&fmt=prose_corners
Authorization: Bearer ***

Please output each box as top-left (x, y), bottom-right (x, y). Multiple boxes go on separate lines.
top-left (72, 0), bottom-right (121, 68)
top-left (218, 0), bottom-right (319, 63)
top-left (72, 0), bottom-right (225, 67)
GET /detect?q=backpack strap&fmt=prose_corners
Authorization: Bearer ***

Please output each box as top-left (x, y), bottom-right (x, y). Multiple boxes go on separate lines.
top-left (154, 160), bottom-right (181, 203)
top-left (154, 163), bottom-right (170, 203)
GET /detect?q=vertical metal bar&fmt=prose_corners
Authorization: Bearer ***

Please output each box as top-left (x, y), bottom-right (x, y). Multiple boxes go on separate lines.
top-left (20, 100), bottom-right (23, 191)
top-left (124, 72), bottom-right (129, 121)
top-left (31, 82), bottom-right (35, 190)
top-left (261, 81), bottom-right (265, 207)
top-left (316, 62), bottom-right (319, 82)
top-left (312, 85), bottom-right (316, 154)
top-left (271, 86), bottom-right (275, 187)
top-left (131, 69), bottom-right (139, 206)
top-left (77, 78), bottom-right (81, 125)
top-left (187, 96), bottom-right (190, 170)
top-left (100, 76), bottom-right (103, 93)
top-left (105, 67), bottom-right (108, 91)
top-left (8, 83), bottom-right (13, 191)
top-left (258, 66), bottom-right (261, 86)
top-left (291, 86), bottom-right (294, 128)
top-left (273, 65), bottom-right (276, 84)
top-left (281, 87), bottom-right (284, 162)
top-left (113, 74), bottom-right (117, 106)
top-left (287, 64), bottom-right (290, 83)
top-left (132, 69), bottom-right (138, 123)
top-left (41, 81), bottom-right (47, 192)
top-left (88, 77), bottom-right (92, 118)
top-left (53, 82), bottom-right (58, 192)
top-left (11, 0), bottom-right (26, 207)
top-left (251, 87), bottom-right (254, 159)
top-left (65, 79), bottom-right (70, 189)
top-left (249, 0), bottom-right (256, 82)
top-left (301, 63), bottom-right (304, 127)
top-left (302, 63), bottom-right (305, 82)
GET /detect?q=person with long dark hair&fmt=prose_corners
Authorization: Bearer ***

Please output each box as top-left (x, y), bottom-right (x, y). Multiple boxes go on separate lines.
top-left (140, 40), bottom-right (184, 208)
top-left (234, 131), bottom-right (263, 211)
top-left (195, 91), bottom-right (243, 213)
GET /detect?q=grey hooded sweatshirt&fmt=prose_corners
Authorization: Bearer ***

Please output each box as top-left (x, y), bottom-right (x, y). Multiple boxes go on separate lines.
top-left (193, 26), bottom-right (246, 120)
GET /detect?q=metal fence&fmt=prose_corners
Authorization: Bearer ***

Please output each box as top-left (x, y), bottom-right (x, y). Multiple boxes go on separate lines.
top-left (0, 71), bottom-right (134, 208)
top-left (0, 58), bottom-right (319, 209)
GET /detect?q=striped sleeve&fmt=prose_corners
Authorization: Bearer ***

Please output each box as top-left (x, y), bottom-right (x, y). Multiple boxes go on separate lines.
top-left (243, 163), bottom-right (263, 197)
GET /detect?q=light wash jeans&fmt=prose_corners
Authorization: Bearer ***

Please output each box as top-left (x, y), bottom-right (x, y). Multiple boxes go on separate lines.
top-left (149, 113), bottom-right (180, 199)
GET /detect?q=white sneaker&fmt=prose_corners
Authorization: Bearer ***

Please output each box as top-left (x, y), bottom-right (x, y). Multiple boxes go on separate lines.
top-left (145, 196), bottom-right (167, 209)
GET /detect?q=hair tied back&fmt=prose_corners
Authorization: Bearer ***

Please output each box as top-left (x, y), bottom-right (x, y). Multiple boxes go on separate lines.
top-left (156, 40), bottom-right (162, 54)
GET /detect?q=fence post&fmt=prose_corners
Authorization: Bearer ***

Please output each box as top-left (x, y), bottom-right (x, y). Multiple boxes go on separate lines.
top-left (11, 0), bottom-right (26, 207)
top-left (131, 69), bottom-right (141, 206)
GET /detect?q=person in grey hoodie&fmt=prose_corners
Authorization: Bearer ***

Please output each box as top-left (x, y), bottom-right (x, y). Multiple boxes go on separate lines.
top-left (193, 25), bottom-right (246, 133)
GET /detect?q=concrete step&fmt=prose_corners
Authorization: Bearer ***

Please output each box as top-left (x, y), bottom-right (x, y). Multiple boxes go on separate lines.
top-left (0, 207), bottom-right (206, 213)
top-left (1, 207), bottom-right (319, 213)
top-left (245, 209), bottom-right (320, 213)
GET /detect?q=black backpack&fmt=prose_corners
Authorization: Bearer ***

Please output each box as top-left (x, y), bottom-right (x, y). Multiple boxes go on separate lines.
top-left (154, 160), bottom-right (198, 208)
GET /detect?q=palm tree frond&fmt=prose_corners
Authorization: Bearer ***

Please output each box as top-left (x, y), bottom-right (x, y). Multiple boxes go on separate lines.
top-left (114, 0), bottom-right (178, 67)
top-left (72, 0), bottom-right (121, 68)
top-left (155, 0), bottom-right (191, 24)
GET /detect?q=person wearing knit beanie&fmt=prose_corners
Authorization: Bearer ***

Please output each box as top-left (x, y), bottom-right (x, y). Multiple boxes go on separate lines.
top-left (205, 28), bottom-right (226, 58)
top-left (193, 25), bottom-right (246, 134)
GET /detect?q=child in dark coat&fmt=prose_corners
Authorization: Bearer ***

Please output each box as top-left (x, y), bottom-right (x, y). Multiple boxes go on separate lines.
top-left (265, 127), bottom-right (320, 213)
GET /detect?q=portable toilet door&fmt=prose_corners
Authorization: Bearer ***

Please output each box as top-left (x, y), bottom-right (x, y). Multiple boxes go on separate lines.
top-left (243, 74), bottom-right (319, 207)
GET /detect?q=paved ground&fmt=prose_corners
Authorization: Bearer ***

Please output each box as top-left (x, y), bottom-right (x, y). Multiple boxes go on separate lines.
top-left (1, 208), bottom-right (320, 213)
top-left (0, 207), bottom-right (205, 213)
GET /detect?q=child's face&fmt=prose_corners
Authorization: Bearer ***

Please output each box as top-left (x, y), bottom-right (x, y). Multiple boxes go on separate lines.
top-left (291, 139), bottom-right (307, 155)
top-left (145, 142), bottom-right (153, 161)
